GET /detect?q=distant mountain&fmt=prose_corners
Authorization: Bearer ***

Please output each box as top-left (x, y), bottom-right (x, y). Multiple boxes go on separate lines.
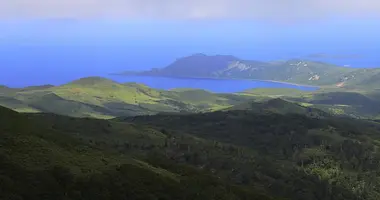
top-left (339, 68), bottom-right (380, 89)
top-left (120, 54), bottom-right (380, 88)
top-left (20, 84), bottom-right (55, 91)
top-left (145, 53), bottom-right (242, 77)
top-left (0, 84), bottom-right (55, 95)
top-left (67, 76), bottom-right (117, 86)
top-left (0, 85), bottom-right (17, 94)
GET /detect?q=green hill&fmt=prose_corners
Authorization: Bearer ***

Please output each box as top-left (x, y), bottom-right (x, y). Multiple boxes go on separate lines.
top-left (285, 90), bottom-right (380, 119)
top-left (0, 106), bottom-right (279, 200)
top-left (0, 96), bottom-right (40, 113)
top-left (335, 68), bottom-right (380, 89)
top-left (0, 77), bottom-right (255, 118)
top-left (237, 87), bottom-right (380, 120)
top-left (5, 101), bottom-right (380, 200)
top-left (242, 88), bottom-right (311, 97)
top-left (0, 85), bottom-right (18, 95)
top-left (121, 54), bottom-right (380, 89)
top-left (227, 98), bottom-right (329, 118)
top-left (4, 95), bottom-right (380, 200)
top-left (118, 109), bottom-right (380, 200)
top-left (1, 76), bottom-right (379, 120)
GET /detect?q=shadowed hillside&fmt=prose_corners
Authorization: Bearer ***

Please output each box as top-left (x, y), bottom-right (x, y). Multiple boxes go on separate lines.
top-left (117, 109), bottom-right (380, 200)
top-left (0, 106), bottom-right (279, 200)
top-left (287, 91), bottom-right (380, 119)
top-left (3, 95), bottom-right (380, 199)
top-left (226, 98), bottom-right (330, 118)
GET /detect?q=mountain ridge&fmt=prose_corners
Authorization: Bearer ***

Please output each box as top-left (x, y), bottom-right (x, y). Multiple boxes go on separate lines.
top-left (118, 54), bottom-right (380, 89)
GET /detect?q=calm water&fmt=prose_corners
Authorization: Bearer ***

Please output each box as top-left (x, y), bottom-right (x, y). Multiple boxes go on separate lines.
top-left (0, 44), bottom-right (377, 92)
top-left (108, 76), bottom-right (317, 93)
top-left (1, 74), bottom-right (317, 93)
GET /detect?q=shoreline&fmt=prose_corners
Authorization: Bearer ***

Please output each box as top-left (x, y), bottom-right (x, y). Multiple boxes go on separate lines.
top-left (111, 74), bottom-right (321, 89)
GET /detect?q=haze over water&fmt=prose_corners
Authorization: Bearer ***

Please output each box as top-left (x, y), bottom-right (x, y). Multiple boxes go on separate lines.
top-left (1, 7), bottom-right (379, 88)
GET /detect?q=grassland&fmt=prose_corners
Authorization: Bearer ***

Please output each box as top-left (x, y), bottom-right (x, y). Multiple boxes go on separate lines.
top-left (0, 77), bottom-right (256, 118)
top-left (1, 76), bottom-right (379, 120)
top-left (236, 87), bottom-right (380, 120)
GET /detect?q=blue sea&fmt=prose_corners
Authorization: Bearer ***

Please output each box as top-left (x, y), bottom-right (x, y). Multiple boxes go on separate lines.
top-left (0, 44), bottom-right (378, 92)
top-left (109, 76), bottom-right (317, 93)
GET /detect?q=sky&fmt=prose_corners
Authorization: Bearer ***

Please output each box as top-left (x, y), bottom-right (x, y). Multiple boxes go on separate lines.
top-left (1, 0), bottom-right (380, 21)
top-left (0, 0), bottom-right (380, 86)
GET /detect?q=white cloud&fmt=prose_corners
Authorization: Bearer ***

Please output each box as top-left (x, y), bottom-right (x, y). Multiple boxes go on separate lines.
top-left (0, 0), bottom-right (380, 22)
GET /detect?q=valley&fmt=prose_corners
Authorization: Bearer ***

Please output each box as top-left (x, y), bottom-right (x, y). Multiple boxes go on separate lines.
top-left (1, 54), bottom-right (380, 200)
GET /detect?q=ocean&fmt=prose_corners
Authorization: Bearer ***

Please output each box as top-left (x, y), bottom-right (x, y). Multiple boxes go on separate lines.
top-left (0, 44), bottom-right (378, 92)
top-left (109, 76), bottom-right (318, 93)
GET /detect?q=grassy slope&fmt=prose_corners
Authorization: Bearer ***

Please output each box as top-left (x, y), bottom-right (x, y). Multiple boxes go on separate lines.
top-left (241, 88), bottom-right (311, 97)
top-left (239, 87), bottom-right (380, 119)
top-left (285, 90), bottom-right (380, 119)
top-left (226, 98), bottom-right (330, 119)
top-left (338, 68), bottom-right (380, 89)
top-left (1, 76), bottom-right (379, 120)
top-left (0, 77), bottom-right (255, 118)
top-left (4, 91), bottom-right (380, 200)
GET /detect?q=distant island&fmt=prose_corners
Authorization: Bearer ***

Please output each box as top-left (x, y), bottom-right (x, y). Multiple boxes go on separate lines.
top-left (115, 53), bottom-right (380, 89)
top-left (304, 53), bottom-right (363, 59)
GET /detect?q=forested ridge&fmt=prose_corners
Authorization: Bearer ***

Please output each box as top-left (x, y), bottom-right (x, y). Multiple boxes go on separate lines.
top-left (2, 104), bottom-right (380, 199)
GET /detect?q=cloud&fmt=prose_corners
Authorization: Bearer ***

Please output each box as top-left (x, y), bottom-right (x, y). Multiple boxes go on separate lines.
top-left (1, 0), bottom-right (380, 22)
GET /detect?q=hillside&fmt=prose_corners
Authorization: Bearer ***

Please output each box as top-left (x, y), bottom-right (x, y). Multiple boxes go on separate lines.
top-left (121, 54), bottom-right (380, 88)
top-left (1, 77), bottom-right (380, 120)
top-left (285, 90), bottom-right (380, 119)
top-left (0, 77), bottom-right (255, 118)
top-left (226, 98), bottom-right (330, 118)
top-left (236, 87), bottom-right (380, 120)
top-left (143, 53), bottom-right (242, 77)
top-left (342, 69), bottom-right (380, 89)
top-left (118, 108), bottom-right (380, 200)
top-left (5, 100), bottom-right (380, 199)
top-left (1, 106), bottom-right (279, 200)
top-left (241, 88), bottom-right (311, 97)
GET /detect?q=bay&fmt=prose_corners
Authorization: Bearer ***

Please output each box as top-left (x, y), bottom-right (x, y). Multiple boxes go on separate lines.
top-left (108, 75), bottom-right (317, 93)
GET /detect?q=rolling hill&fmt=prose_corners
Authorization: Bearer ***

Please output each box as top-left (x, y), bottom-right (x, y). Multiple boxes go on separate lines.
top-left (1, 76), bottom-right (380, 120)
top-left (225, 98), bottom-right (330, 118)
top-left (4, 98), bottom-right (380, 199)
top-left (120, 54), bottom-right (380, 89)
top-left (117, 106), bottom-right (380, 200)
top-left (284, 90), bottom-right (380, 119)
top-left (0, 77), bottom-right (256, 118)
top-left (1, 106), bottom-right (279, 200)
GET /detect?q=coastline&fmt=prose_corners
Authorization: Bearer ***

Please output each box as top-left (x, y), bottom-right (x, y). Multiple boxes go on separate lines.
top-left (111, 73), bottom-right (321, 89)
